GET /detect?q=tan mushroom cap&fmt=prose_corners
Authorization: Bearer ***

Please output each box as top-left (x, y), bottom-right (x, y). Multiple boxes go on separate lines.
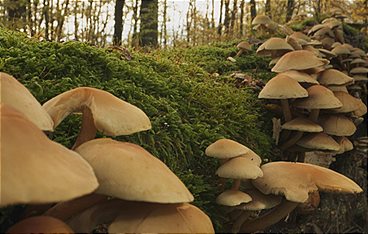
top-left (252, 15), bottom-right (272, 25)
top-left (281, 70), bottom-right (319, 84)
top-left (1, 105), bottom-right (98, 207)
top-left (237, 41), bottom-right (251, 50)
top-left (281, 117), bottom-right (323, 132)
top-left (240, 148), bottom-right (262, 166)
top-left (350, 47), bottom-right (366, 57)
top-left (350, 67), bottom-right (368, 74)
top-left (331, 45), bottom-right (351, 55)
top-left (0, 72), bottom-right (54, 131)
top-left (256, 38), bottom-right (294, 56)
top-left (351, 58), bottom-right (367, 65)
top-left (336, 137), bottom-right (354, 154)
top-left (296, 132), bottom-right (340, 151)
top-left (6, 216), bottom-right (74, 234)
top-left (353, 75), bottom-right (368, 82)
top-left (252, 161), bottom-right (363, 203)
top-left (331, 91), bottom-right (360, 113)
top-left (294, 85), bottom-right (342, 110)
top-left (236, 189), bottom-right (282, 211)
top-left (308, 24), bottom-right (326, 35)
top-left (75, 138), bottom-right (194, 203)
top-left (108, 203), bottom-right (215, 233)
top-left (216, 157), bottom-right (263, 179)
top-left (216, 190), bottom-right (252, 206)
top-left (318, 69), bottom-right (354, 86)
top-left (353, 99), bottom-right (367, 117)
top-left (205, 138), bottom-right (250, 159)
top-left (327, 85), bottom-right (348, 93)
top-left (319, 115), bottom-right (356, 136)
top-left (271, 50), bottom-right (329, 73)
top-left (318, 48), bottom-right (337, 58)
top-left (258, 74), bottom-right (308, 99)
top-left (291, 32), bottom-right (311, 42)
top-left (331, 42), bottom-right (342, 48)
top-left (43, 87), bottom-right (151, 136)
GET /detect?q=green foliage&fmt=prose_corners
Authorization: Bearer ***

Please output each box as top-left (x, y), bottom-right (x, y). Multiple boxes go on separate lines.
top-left (0, 27), bottom-right (273, 232)
top-left (290, 17), bottom-right (318, 31)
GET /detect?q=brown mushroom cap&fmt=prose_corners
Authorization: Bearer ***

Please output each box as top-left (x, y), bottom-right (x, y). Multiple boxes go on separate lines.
top-left (205, 138), bottom-right (250, 159)
top-left (281, 117), bottom-right (323, 132)
top-left (256, 38), bottom-right (294, 56)
top-left (336, 137), bottom-right (354, 154)
top-left (350, 58), bottom-right (367, 65)
top-left (1, 105), bottom-right (98, 207)
top-left (252, 15), bottom-right (272, 25)
top-left (108, 203), bottom-right (215, 233)
top-left (43, 87), bottom-right (151, 136)
top-left (293, 85), bottom-right (342, 110)
top-left (331, 91), bottom-right (361, 113)
top-left (240, 148), bottom-right (262, 166)
top-left (75, 138), bottom-right (194, 203)
top-left (331, 45), bottom-right (351, 55)
top-left (216, 157), bottom-right (263, 180)
top-left (353, 99), bottom-right (367, 117)
top-left (258, 74), bottom-right (308, 99)
top-left (0, 72), bottom-right (54, 131)
top-left (318, 48), bottom-right (337, 58)
top-left (296, 132), bottom-right (340, 151)
top-left (319, 115), bottom-right (357, 136)
top-left (216, 190), bottom-right (252, 206)
top-left (252, 161), bottom-right (363, 203)
top-left (271, 50), bottom-right (328, 73)
top-left (6, 216), bottom-right (74, 234)
top-left (350, 67), bottom-right (368, 75)
top-left (318, 69), bottom-right (354, 86)
top-left (291, 32), bottom-right (311, 42)
top-left (237, 189), bottom-right (282, 211)
top-left (280, 70), bottom-right (319, 84)
top-left (327, 86), bottom-right (348, 93)
top-left (237, 41), bottom-right (251, 50)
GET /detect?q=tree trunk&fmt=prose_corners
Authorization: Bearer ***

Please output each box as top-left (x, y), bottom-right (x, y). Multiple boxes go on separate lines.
top-left (239, 0), bottom-right (245, 35)
top-left (217, 0), bottom-right (224, 35)
top-left (113, 0), bottom-right (125, 45)
top-left (74, 0), bottom-right (79, 40)
top-left (223, 0), bottom-right (230, 35)
top-left (265, 0), bottom-right (271, 18)
top-left (162, 0), bottom-right (167, 46)
top-left (43, 0), bottom-right (50, 40)
top-left (250, 0), bottom-right (256, 21)
top-left (6, 0), bottom-right (27, 30)
top-left (139, 0), bottom-right (158, 47)
top-left (230, 0), bottom-right (237, 35)
top-left (211, 0), bottom-right (215, 28)
top-left (132, 0), bottom-right (139, 47)
top-left (286, 0), bottom-right (295, 22)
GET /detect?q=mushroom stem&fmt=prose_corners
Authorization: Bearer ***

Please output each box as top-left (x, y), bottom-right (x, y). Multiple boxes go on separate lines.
top-left (239, 199), bottom-right (299, 233)
top-left (235, 49), bottom-right (244, 57)
top-left (280, 99), bottom-right (292, 122)
top-left (309, 109), bottom-right (320, 122)
top-left (218, 159), bottom-right (229, 191)
top-left (232, 211), bottom-right (252, 234)
top-left (232, 179), bottom-right (241, 190)
top-left (72, 106), bottom-right (97, 149)
top-left (44, 194), bottom-right (108, 221)
top-left (280, 131), bottom-right (304, 151)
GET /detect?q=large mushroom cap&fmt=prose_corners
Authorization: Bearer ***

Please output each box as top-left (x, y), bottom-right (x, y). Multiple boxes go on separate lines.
top-left (237, 41), bottom-right (251, 50)
top-left (319, 115), bottom-right (357, 136)
top-left (331, 91), bottom-right (361, 113)
top-left (271, 50), bottom-right (328, 73)
top-left (252, 15), bottom-right (272, 25)
top-left (43, 87), bottom-right (151, 136)
top-left (256, 38), bottom-right (294, 56)
top-left (216, 157), bottom-right (263, 180)
top-left (0, 72), bottom-right (54, 131)
top-left (1, 105), bottom-right (98, 207)
top-left (280, 70), bottom-right (319, 84)
top-left (281, 117), bottom-right (323, 132)
top-left (108, 203), bottom-right (215, 233)
top-left (318, 69), bottom-right (354, 86)
top-left (75, 138), bottom-right (194, 203)
top-left (258, 74), bottom-right (308, 99)
top-left (252, 162), bottom-right (363, 203)
top-left (7, 216), bottom-right (74, 234)
top-left (205, 139), bottom-right (250, 159)
top-left (293, 85), bottom-right (342, 110)
top-left (296, 132), bottom-right (340, 151)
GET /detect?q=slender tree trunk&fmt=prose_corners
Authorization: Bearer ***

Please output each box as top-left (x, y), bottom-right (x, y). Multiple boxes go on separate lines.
top-left (230, 0), bottom-right (237, 35)
top-left (250, 0), bottom-right (256, 21)
top-left (217, 0), bottom-right (224, 35)
top-left (139, 0), bottom-right (158, 47)
top-left (223, 0), bottom-right (230, 35)
top-left (43, 0), bottom-right (49, 40)
top-left (56, 0), bottom-right (69, 41)
top-left (286, 0), bottom-right (295, 22)
top-left (211, 0), bottom-right (215, 28)
top-left (265, 0), bottom-right (271, 18)
top-left (132, 0), bottom-right (140, 47)
top-left (113, 0), bottom-right (125, 45)
top-left (239, 0), bottom-right (245, 35)
top-left (74, 0), bottom-right (79, 40)
top-left (192, 0), bottom-right (197, 45)
top-left (162, 0), bottom-right (167, 47)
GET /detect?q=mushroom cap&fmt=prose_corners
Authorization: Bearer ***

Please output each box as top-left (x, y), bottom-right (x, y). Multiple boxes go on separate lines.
top-left (318, 69), bottom-right (354, 86)
top-left (0, 72), bottom-right (54, 131)
top-left (75, 138), bottom-right (194, 203)
top-left (296, 132), bottom-right (340, 151)
top-left (236, 189), bottom-right (282, 211)
top-left (293, 85), bottom-right (342, 110)
top-left (252, 15), bottom-right (272, 25)
top-left (258, 74), bottom-right (308, 99)
top-left (319, 115), bottom-right (356, 136)
top-left (353, 99), bottom-right (367, 117)
top-left (43, 87), bottom-right (151, 136)
top-left (351, 58), bottom-right (367, 65)
top-left (256, 38), bottom-right (294, 56)
top-left (281, 117), bottom-right (323, 132)
top-left (1, 105), bottom-right (98, 207)
top-left (6, 216), bottom-right (74, 234)
top-left (336, 137), bottom-right (354, 154)
top-left (350, 67), bottom-right (368, 74)
top-left (327, 85), bottom-right (348, 93)
top-left (108, 203), bottom-right (215, 233)
top-left (205, 139), bottom-right (250, 159)
top-left (240, 148), bottom-right (262, 166)
top-left (271, 50), bottom-right (328, 73)
top-left (280, 70), bottom-right (319, 84)
top-left (216, 157), bottom-right (263, 180)
top-left (318, 48), bottom-right (337, 58)
top-left (290, 32), bottom-right (311, 42)
top-left (237, 41), bottom-right (251, 50)
top-left (216, 190), bottom-right (252, 206)
top-left (252, 161), bottom-right (363, 203)
top-left (308, 24), bottom-right (326, 35)
top-left (353, 75), bottom-right (368, 82)
top-left (331, 45), bottom-right (351, 55)
top-left (331, 91), bottom-right (361, 113)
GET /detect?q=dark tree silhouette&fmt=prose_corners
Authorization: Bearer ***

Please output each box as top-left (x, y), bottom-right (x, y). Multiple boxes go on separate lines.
top-left (139, 0), bottom-right (158, 47)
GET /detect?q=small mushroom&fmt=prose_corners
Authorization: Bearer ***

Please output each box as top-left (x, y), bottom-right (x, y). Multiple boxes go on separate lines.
top-left (6, 216), bottom-right (74, 234)
top-left (235, 41), bottom-right (251, 57)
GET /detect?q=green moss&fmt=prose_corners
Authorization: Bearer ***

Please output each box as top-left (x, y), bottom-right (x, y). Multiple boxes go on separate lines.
top-left (0, 27), bottom-right (273, 232)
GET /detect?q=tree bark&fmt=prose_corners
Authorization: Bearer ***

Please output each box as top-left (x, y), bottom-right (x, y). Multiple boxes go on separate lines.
top-left (230, 0), bottom-right (237, 35)
top-left (113, 0), bottom-right (125, 46)
top-left (286, 0), bottom-right (295, 22)
top-left (265, 0), bottom-right (271, 18)
top-left (250, 0), bottom-right (257, 21)
top-left (239, 0), bottom-right (245, 35)
top-left (223, 0), bottom-right (230, 35)
top-left (139, 0), bottom-right (158, 47)
top-left (217, 0), bottom-right (224, 35)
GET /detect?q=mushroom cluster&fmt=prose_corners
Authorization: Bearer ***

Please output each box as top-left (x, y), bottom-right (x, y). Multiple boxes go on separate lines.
top-left (205, 139), bottom-right (363, 233)
top-left (1, 72), bottom-right (214, 233)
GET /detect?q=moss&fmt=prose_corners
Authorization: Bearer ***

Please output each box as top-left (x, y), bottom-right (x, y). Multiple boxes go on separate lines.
top-left (0, 27), bottom-right (273, 232)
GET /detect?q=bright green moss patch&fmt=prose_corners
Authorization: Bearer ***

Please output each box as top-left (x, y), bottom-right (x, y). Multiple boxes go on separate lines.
top-left (0, 28), bottom-right (274, 232)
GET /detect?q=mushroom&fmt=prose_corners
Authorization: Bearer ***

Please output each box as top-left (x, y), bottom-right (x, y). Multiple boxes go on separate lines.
top-left (43, 87), bottom-right (151, 149)
top-left (257, 37), bottom-right (294, 57)
top-left (6, 216), bottom-right (74, 234)
top-left (280, 70), bottom-right (319, 86)
top-left (0, 72), bottom-right (54, 131)
top-left (235, 41), bottom-right (251, 57)
top-left (296, 132), bottom-right (340, 152)
top-left (318, 69), bottom-right (354, 86)
top-left (239, 161), bottom-right (363, 233)
top-left (319, 115), bottom-right (357, 137)
top-left (0, 105), bottom-right (98, 207)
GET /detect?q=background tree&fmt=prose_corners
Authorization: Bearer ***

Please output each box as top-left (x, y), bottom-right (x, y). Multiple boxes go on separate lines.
top-left (139, 0), bottom-right (158, 47)
top-left (113, 0), bottom-right (125, 45)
